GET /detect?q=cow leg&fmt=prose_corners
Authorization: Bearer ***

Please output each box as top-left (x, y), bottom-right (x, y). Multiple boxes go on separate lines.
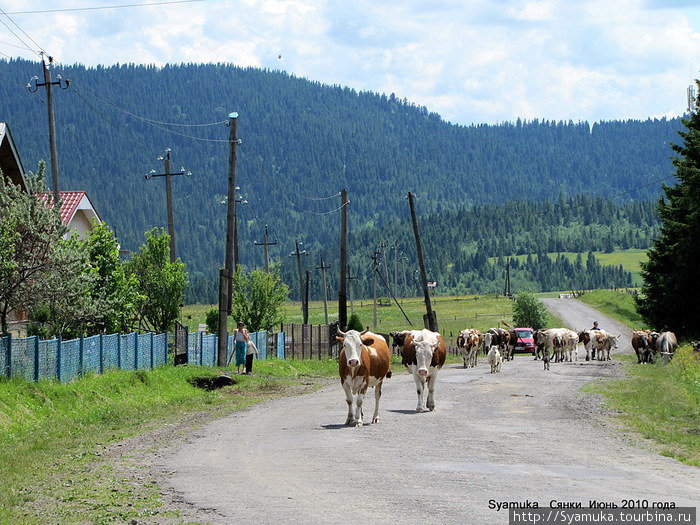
top-left (355, 390), bottom-right (364, 427)
top-left (426, 374), bottom-right (438, 411)
top-left (372, 382), bottom-right (383, 424)
top-left (413, 374), bottom-right (426, 412)
top-left (343, 383), bottom-right (355, 426)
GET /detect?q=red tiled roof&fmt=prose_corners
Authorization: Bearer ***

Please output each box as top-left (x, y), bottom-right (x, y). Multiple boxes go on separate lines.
top-left (37, 191), bottom-right (88, 224)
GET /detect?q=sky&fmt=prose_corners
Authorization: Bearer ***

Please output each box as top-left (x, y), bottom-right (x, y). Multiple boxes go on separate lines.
top-left (1, 0), bottom-right (700, 126)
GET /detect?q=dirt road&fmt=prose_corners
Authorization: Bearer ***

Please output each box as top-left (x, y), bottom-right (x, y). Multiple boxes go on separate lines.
top-left (156, 300), bottom-right (698, 524)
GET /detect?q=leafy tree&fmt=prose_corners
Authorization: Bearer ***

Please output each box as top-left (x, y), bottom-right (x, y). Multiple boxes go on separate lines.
top-left (84, 221), bottom-right (139, 334)
top-left (512, 292), bottom-right (549, 330)
top-left (126, 228), bottom-right (188, 333)
top-left (0, 163), bottom-right (67, 334)
top-left (347, 313), bottom-right (364, 331)
top-left (231, 267), bottom-right (289, 332)
top-left (637, 90), bottom-right (700, 338)
top-left (205, 307), bottom-right (219, 334)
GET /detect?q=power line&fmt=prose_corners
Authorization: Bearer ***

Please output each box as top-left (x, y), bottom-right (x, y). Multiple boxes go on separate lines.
top-left (3, 0), bottom-right (204, 16)
top-left (290, 200), bottom-right (349, 215)
top-left (0, 8), bottom-right (46, 56)
top-left (289, 190), bottom-right (341, 201)
top-left (0, 15), bottom-right (41, 58)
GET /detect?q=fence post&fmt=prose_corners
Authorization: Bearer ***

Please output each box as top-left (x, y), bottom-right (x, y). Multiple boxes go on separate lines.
top-left (117, 334), bottom-right (122, 369)
top-left (99, 334), bottom-right (104, 375)
top-left (56, 336), bottom-right (62, 383)
top-left (199, 331), bottom-right (204, 365)
top-left (291, 325), bottom-right (295, 359)
top-left (150, 332), bottom-right (154, 369)
top-left (164, 332), bottom-right (168, 365)
top-left (134, 332), bottom-right (139, 370)
top-left (4, 333), bottom-right (11, 379)
top-left (34, 336), bottom-right (40, 382)
top-left (79, 335), bottom-right (85, 377)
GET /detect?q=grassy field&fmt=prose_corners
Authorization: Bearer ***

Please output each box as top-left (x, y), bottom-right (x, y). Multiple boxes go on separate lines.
top-left (0, 360), bottom-right (337, 524)
top-left (576, 289), bottom-right (649, 329)
top-left (584, 347), bottom-right (700, 466)
top-left (494, 249), bottom-right (648, 285)
top-left (181, 294), bottom-right (523, 346)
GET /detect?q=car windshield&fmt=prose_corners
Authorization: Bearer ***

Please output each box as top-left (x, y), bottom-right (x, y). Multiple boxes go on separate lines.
top-left (516, 330), bottom-right (532, 338)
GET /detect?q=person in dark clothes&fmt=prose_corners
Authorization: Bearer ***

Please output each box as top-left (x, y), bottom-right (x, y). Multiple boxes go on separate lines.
top-left (245, 339), bottom-right (259, 375)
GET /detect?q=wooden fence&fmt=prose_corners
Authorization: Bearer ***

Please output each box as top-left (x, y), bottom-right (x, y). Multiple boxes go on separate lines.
top-left (281, 323), bottom-right (339, 359)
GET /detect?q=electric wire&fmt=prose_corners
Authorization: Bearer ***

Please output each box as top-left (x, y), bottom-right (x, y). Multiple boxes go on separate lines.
top-left (0, 15), bottom-right (41, 58)
top-left (289, 191), bottom-right (341, 201)
top-left (290, 201), bottom-right (348, 215)
top-left (3, 0), bottom-right (204, 15)
top-left (0, 7), bottom-right (46, 57)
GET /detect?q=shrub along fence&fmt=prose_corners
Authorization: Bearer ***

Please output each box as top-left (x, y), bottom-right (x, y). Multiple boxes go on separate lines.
top-left (0, 330), bottom-right (288, 383)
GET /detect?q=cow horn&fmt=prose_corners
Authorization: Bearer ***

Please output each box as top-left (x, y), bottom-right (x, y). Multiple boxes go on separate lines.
top-left (337, 328), bottom-right (346, 337)
top-left (360, 329), bottom-right (370, 335)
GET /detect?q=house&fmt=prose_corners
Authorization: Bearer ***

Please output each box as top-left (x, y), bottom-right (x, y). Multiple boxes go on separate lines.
top-left (37, 191), bottom-right (102, 239)
top-left (0, 122), bottom-right (29, 193)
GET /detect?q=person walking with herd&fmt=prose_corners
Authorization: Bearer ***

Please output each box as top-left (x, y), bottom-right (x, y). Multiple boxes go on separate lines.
top-left (234, 322), bottom-right (250, 374)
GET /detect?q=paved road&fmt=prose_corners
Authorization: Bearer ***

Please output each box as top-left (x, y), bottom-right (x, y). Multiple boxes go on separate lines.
top-left (156, 301), bottom-right (698, 524)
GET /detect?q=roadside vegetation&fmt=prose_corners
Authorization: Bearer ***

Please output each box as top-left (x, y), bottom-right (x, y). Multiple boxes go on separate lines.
top-left (0, 360), bottom-right (337, 524)
top-left (585, 345), bottom-right (700, 466)
top-left (577, 289), bottom-right (648, 329)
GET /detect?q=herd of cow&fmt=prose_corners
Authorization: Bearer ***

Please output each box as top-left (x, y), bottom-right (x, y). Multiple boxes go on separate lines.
top-left (335, 324), bottom-right (679, 427)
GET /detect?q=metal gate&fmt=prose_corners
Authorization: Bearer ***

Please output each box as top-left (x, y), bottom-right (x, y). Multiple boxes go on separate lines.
top-left (174, 321), bottom-right (188, 365)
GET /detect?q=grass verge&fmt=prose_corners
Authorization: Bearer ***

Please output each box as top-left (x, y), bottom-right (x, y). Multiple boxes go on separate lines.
top-left (583, 346), bottom-right (700, 466)
top-left (0, 359), bottom-right (337, 524)
top-left (576, 289), bottom-right (648, 329)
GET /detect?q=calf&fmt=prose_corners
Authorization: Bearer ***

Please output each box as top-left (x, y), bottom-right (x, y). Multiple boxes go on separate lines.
top-left (337, 329), bottom-right (392, 427)
top-left (632, 330), bottom-right (654, 364)
top-left (402, 329), bottom-right (447, 412)
top-left (487, 345), bottom-right (502, 373)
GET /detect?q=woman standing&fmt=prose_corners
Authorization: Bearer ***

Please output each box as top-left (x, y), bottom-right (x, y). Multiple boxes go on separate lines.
top-left (234, 322), bottom-right (249, 374)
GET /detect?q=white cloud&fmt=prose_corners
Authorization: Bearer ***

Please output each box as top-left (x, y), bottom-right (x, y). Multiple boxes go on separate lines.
top-left (1, 0), bottom-right (700, 124)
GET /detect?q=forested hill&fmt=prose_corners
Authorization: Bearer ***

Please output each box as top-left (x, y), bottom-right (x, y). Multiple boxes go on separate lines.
top-left (0, 59), bottom-right (679, 301)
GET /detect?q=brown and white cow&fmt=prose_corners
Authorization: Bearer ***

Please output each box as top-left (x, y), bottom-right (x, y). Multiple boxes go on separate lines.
top-left (589, 330), bottom-right (620, 361)
top-left (562, 329), bottom-right (580, 362)
top-left (536, 328), bottom-right (568, 363)
top-left (632, 330), bottom-right (655, 364)
top-left (457, 328), bottom-right (480, 368)
top-left (337, 329), bottom-right (392, 427)
top-left (483, 328), bottom-right (510, 358)
top-left (402, 329), bottom-right (447, 412)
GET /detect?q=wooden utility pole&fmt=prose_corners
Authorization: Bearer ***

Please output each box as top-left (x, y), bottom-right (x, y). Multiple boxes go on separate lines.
top-left (304, 270), bottom-right (310, 324)
top-left (217, 112), bottom-right (239, 367)
top-left (347, 265), bottom-right (357, 315)
top-left (315, 257), bottom-right (331, 324)
top-left (338, 189), bottom-right (348, 330)
top-left (144, 149), bottom-right (190, 263)
top-left (408, 192), bottom-right (437, 332)
top-left (289, 240), bottom-right (307, 320)
top-left (372, 250), bottom-right (379, 329)
top-left (27, 55), bottom-right (69, 206)
top-left (254, 225), bottom-right (277, 272)
top-left (504, 257), bottom-right (511, 297)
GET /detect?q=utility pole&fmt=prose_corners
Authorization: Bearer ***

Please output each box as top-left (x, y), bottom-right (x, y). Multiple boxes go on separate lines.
top-left (338, 189), bottom-right (348, 330)
top-left (289, 240), bottom-right (307, 321)
top-left (315, 257), bottom-right (331, 324)
top-left (304, 270), bottom-right (310, 324)
top-left (27, 54), bottom-right (69, 206)
top-left (234, 189), bottom-right (247, 269)
top-left (371, 249), bottom-right (380, 329)
top-left (347, 264), bottom-right (357, 315)
top-left (504, 257), bottom-right (511, 297)
top-left (144, 149), bottom-right (191, 263)
top-left (408, 192), bottom-right (437, 332)
top-left (254, 225), bottom-right (277, 272)
top-left (392, 245), bottom-right (399, 286)
top-left (217, 112), bottom-right (240, 367)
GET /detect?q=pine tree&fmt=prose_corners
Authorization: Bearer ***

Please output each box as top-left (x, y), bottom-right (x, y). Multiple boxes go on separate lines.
top-left (637, 87), bottom-right (700, 338)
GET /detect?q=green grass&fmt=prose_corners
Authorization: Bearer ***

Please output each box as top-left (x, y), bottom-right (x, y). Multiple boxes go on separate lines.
top-left (181, 294), bottom-right (518, 345)
top-left (584, 346), bottom-right (700, 466)
top-left (495, 249), bottom-right (648, 285)
top-left (576, 289), bottom-right (648, 329)
top-left (0, 360), bottom-right (337, 524)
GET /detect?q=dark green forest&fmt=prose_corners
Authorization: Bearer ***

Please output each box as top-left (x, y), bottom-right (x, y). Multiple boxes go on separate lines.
top-left (0, 59), bottom-right (674, 301)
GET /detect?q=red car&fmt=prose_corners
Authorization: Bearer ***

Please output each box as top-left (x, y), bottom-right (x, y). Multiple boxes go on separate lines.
top-left (513, 328), bottom-right (536, 355)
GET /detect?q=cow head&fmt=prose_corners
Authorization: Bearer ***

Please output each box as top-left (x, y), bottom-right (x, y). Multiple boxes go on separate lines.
top-left (336, 329), bottom-right (372, 368)
top-left (610, 334), bottom-right (620, 349)
top-left (483, 332), bottom-right (493, 349)
top-left (412, 334), bottom-right (435, 377)
top-left (390, 331), bottom-right (407, 348)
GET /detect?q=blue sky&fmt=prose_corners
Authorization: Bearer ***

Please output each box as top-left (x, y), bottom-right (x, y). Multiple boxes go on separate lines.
top-left (2, 0), bottom-right (700, 125)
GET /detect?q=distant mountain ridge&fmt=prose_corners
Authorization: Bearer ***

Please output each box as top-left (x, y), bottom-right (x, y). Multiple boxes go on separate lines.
top-left (0, 59), bottom-right (678, 300)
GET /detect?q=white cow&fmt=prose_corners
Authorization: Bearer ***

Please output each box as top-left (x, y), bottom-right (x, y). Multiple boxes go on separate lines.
top-left (401, 329), bottom-right (447, 412)
top-left (562, 329), bottom-right (580, 362)
top-left (487, 345), bottom-right (502, 373)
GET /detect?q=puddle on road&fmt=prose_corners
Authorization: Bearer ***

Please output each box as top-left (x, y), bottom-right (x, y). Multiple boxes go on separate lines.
top-left (420, 462), bottom-right (625, 480)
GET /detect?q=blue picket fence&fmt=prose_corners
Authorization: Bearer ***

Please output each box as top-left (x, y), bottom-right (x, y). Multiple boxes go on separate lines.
top-left (0, 330), bottom-right (287, 383)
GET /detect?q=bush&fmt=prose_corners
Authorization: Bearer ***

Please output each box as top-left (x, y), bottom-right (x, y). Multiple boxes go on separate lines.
top-left (347, 313), bottom-right (364, 331)
top-left (513, 292), bottom-right (548, 329)
top-left (205, 307), bottom-right (219, 334)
